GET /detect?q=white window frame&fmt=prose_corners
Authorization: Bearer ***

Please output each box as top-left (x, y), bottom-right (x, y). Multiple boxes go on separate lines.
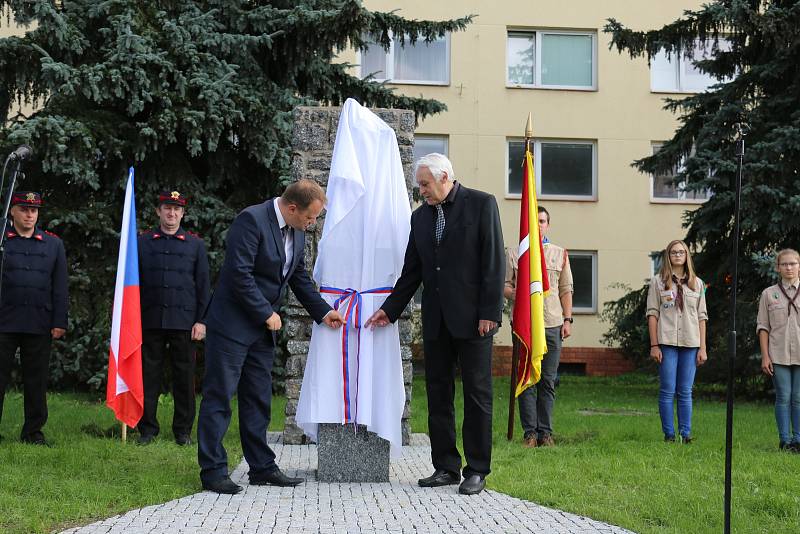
top-left (650, 250), bottom-right (663, 278)
top-left (413, 134), bottom-right (449, 160)
top-left (650, 38), bottom-right (731, 94)
top-left (650, 143), bottom-right (710, 204)
top-left (505, 138), bottom-right (598, 201)
top-left (568, 250), bottom-right (598, 314)
top-left (506, 29), bottom-right (597, 91)
top-left (357, 33), bottom-right (451, 86)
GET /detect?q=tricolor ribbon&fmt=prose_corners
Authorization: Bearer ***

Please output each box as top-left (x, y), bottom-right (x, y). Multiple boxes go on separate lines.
top-left (319, 285), bottom-right (393, 425)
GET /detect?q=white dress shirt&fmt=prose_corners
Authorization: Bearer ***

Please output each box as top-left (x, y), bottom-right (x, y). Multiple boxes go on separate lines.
top-left (273, 200), bottom-right (293, 277)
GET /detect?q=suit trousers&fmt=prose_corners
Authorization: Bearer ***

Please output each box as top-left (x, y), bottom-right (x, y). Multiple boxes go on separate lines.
top-left (197, 329), bottom-right (277, 484)
top-left (0, 332), bottom-right (52, 439)
top-left (138, 329), bottom-right (195, 438)
top-left (423, 319), bottom-right (493, 478)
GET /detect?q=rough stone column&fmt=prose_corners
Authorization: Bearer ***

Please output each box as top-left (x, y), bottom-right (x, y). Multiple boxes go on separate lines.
top-left (283, 105), bottom-right (415, 445)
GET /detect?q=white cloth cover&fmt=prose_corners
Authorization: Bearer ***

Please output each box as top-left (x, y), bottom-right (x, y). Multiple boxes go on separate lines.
top-left (295, 98), bottom-right (411, 456)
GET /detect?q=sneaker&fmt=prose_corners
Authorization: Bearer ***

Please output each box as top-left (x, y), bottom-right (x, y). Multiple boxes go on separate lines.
top-left (791, 442), bottom-right (800, 453)
top-left (538, 434), bottom-right (555, 447)
top-left (175, 434), bottom-right (192, 446)
top-left (779, 441), bottom-right (794, 452)
top-left (664, 435), bottom-right (676, 443)
top-left (523, 432), bottom-right (537, 448)
top-left (681, 435), bottom-right (693, 445)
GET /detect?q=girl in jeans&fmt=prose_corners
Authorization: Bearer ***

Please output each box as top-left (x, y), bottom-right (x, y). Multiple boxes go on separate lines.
top-left (646, 240), bottom-right (708, 443)
top-left (757, 248), bottom-right (800, 452)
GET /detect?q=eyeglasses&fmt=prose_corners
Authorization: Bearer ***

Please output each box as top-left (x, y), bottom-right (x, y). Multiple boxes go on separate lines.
top-left (669, 250), bottom-right (687, 257)
top-left (779, 262), bottom-right (799, 268)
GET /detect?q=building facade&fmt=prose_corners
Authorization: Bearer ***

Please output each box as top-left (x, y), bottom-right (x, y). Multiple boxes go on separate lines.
top-left (340, 0), bottom-right (713, 374)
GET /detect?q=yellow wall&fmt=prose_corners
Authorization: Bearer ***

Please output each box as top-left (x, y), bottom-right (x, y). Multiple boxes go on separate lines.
top-left (344, 0), bottom-right (707, 348)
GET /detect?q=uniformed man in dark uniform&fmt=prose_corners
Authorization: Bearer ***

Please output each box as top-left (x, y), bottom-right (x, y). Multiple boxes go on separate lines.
top-left (137, 190), bottom-right (210, 445)
top-left (0, 191), bottom-right (68, 445)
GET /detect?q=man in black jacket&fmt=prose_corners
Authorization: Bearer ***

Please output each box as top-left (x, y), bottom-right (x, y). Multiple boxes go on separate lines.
top-left (137, 190), bottom-right (210, 446)
top-left (366, 153), bottom-right (505, 495)
top-left (197, 179), bottom-right (344, 494)
top-left (0, 191), bottom-right (68, 445)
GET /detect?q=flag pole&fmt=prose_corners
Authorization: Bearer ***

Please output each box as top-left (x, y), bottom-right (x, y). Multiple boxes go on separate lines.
top-left (507, 113), bottom-right (535, 441)
top-left (121, 423), bottom-right (127, 443)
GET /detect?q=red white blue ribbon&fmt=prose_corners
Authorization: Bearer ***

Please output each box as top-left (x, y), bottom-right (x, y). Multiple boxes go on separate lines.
top-left (320, 286), bottom-right (393, 424)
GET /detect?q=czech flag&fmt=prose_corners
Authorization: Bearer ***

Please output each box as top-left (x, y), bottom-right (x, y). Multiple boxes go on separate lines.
top-left (512, 147), bottom-right (549, 397)
top-left (106, 167), bottom-right (144, 427)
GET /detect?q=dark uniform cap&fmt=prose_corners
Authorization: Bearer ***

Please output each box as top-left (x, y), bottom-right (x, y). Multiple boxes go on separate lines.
top-left (158, 190), bottom-right (187, 207)
top-left (11, 191), bottom-right (43, 208)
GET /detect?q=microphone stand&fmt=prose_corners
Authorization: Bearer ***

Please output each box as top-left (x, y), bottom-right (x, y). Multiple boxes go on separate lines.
top-left (0, 152), bottom-right (27, 305)
top-left (723, 123), bottom-right (746, 534)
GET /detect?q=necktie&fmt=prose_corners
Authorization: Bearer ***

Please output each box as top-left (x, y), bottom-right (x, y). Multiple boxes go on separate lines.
top-left (671, 274), bottom-right (688, 311)
top-left (281, 225), bottom-right (289, 245)
top-left (778, 284), bottom-right (800, 316)
top-left (435, 204), bottom-right (445, 245)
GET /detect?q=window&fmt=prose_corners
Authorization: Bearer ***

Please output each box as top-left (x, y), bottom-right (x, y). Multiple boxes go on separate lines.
top-left (650, 251), bottom-right (663, 278)
top-left (412, 135), bottom-right (448, 163)
top-left (507, 139), bottom-right (597, 200)
top-left (650, 144), bottom-right (710, 203)
top-left (507, 30), bottom-right (596, 90)
top-left (568, 251), bottom-right (597, 313)
top-left (359, 34), bottom-right (450, 85)
top-left (650, 38), bottom-right (731, 93)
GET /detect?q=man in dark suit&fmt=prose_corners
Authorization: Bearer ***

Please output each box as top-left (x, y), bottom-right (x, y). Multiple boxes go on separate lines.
top-left (365, 153), bottom-right (505, 495)
top-left (0, 191), bottom-right (68, 446)
top-left (137, 190), bottom-right (210, 446)
top-left (197, 179), bottom-right (343, 495)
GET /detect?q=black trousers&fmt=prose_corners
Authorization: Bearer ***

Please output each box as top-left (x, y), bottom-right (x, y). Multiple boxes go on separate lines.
top-left (423, 320), bottom-right (494, 478)
top-left (0, 332), bottom-right (52, 439)
top-left (139, 329), bottom-right (196, 438)
top-left (198, 330), bottom-right (277, 484)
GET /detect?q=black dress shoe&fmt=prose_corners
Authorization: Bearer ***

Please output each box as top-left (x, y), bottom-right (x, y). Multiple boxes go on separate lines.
top-left (21, 434), bottom-right (51, 447)
top-left (202, 477), bottom-right (243, 494)
top-left (458, 475), bottom-right (486, 495)
top-left (137, 434), bottom-right (156, 445)
top-left (249, 468), bottom-right (303, 487)
top-left (175, 434), bottom-right (192, 446)
top-left (418, 469), bottom-right (460, 487)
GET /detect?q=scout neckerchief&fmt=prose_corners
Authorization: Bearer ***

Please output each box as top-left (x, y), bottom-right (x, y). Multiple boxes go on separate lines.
top-left (671, 274), bottom-right (688, 312)
top-left (777, 281), bottom-right (800, 316)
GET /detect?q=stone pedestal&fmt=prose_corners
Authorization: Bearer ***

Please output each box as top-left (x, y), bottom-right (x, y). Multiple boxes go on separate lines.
top-left (283, 104), bottom-right (416, 446)
top-left (316, 423), bottom-right (390, 483)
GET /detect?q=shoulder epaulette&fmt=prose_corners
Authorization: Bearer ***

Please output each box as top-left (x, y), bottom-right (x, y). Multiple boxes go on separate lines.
top-left (187, 230), bottom-right (202, 239)
top-left (44, 230), bottom-right (60, 239)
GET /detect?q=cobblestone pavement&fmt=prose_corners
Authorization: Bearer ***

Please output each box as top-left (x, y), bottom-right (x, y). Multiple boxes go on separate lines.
top-left (61, 433), bottom-right (634, 534)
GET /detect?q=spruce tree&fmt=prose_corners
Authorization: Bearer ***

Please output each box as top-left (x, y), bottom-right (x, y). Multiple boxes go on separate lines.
top-left (0, 0), bottom-right (471, 389)
top-left (603, 0), bottom-right (800, 392)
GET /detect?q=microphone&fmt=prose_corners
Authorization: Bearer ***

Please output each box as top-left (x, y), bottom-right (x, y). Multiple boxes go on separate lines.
top-left (9, 145), bottom-right (32, 161)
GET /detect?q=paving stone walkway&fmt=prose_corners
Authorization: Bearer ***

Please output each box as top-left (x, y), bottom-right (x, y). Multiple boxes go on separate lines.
top-left (62, 433), bottom-right (633, 534)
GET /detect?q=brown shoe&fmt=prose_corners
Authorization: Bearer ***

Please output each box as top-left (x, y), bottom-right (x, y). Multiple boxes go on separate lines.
top-left (539, 435), bottom-right (555, 447)
top-left (523, 433), bottom-right (538, 448)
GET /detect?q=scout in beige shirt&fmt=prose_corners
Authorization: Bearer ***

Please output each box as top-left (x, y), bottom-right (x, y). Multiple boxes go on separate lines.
top-left (756, 248), bottom-right (800, 450)
top-left (645, 239), bottom-right (707, 443)
top-left (504, 206), bottom-right (573, 448)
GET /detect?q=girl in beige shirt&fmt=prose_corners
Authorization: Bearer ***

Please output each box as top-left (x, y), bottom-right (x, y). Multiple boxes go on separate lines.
top-left (646, 240), bottom-right (708, 443)
top-left (756, 248), bottom-right (800, 452)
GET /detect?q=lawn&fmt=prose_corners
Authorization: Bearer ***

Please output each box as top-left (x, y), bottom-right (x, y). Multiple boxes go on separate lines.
top-left (420, 374), bottom-right (799, 534)
top-left (0, 375), bottom-right (797, 534)
top-left (0, 392), bottom-right (285, 534)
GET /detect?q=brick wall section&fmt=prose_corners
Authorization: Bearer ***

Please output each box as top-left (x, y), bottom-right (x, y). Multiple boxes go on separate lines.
top-left (284, 105), bottom-right (416, 445)
top-left (489, 345), bottom-right (635, 377)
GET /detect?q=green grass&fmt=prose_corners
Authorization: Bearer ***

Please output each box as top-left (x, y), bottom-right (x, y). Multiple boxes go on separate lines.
top-left (1, 376), bottom-right (797, 534)
top-left (0, 392), bottom-right (285, 534)
top-left (409, 374), bottom-right (799, 534)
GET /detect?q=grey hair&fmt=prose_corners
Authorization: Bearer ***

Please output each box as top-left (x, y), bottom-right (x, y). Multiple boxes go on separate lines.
top-left (415, 153), bottom-right (455, 183)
